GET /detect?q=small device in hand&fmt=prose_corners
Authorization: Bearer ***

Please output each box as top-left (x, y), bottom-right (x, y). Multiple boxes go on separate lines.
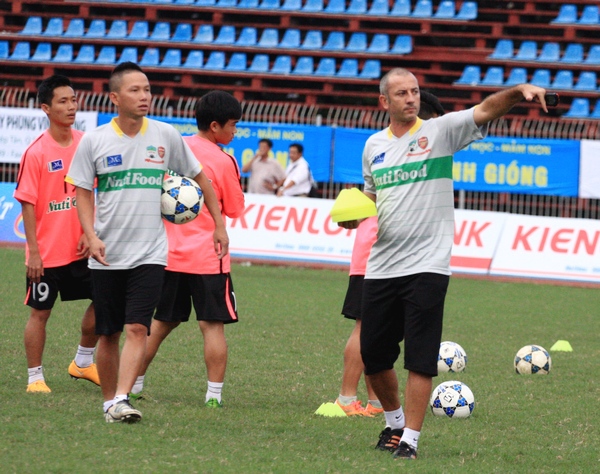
top-left (544, 93), bottom-right (559, 107)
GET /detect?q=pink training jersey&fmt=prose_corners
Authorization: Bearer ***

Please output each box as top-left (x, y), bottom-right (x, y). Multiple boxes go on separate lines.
top-left (14, 129), bottom-right (85, 268)
top-left (349, 216), bottom-right (378, 276)
top-left (165, 135), bottom-right (245, 274)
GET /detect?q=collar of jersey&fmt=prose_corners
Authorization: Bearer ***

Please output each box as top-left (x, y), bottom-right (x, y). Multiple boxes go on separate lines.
top-left (387, 118), bottom-right (422, 139)
top-left (110, 117), bottom-right (149, 137)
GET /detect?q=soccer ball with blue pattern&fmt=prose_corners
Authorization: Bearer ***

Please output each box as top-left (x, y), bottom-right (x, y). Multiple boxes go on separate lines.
top-left (430, 380), bottom-right (475, 418)
top-left (161, 176), bottom-right (204, 224)
top-left (514, 344), bottom-right (551, 375)
top-left (437, 341), bottom-right (467, 373)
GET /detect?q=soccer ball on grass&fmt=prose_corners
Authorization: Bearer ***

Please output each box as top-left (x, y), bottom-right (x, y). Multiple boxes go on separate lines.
top-left (430, 380), bottom-right (475, 418)
top-left (514, 344), bottom-right (551, 375)
top-left (437, 341), bottom-right (467, 373)
top-left (161, 175), bottom-right (204, 224)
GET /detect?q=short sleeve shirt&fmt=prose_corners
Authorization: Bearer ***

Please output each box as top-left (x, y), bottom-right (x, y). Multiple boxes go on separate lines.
top-left (247, 158), bottom-right (285, 194)
top-left (349, 216), bottom-right (378, 276)
top-left (67, 117), bottom-right (201, 270)
top-left (283, 157), bottom-right (312, 196)
top-left (14, 129), bottom-right (85, 268)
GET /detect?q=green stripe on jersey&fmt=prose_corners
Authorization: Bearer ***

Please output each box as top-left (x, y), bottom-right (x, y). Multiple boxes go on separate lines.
top-left (98, 168), bottom-right (164, 192)
top-left (372, 156), bottom-right (452, 190)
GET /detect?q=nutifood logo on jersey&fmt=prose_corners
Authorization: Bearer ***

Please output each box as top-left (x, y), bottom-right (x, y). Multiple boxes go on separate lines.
top-left (372, 156), bottom-right (452, 190)
top-left (97, 168), bottom-right (164, 192)
top-left (145, 145), bottom-right (165, 164)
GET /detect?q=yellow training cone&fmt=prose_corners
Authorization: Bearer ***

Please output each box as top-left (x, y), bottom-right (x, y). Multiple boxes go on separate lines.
top-left (315, 402), bottom-right (347, 417)
top-left (330, 188), bottom-right (377, 223)
top-left (550, 340), bottom-right (573, 352)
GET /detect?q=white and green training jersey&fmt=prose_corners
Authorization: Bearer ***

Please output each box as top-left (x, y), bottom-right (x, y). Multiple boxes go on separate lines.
top-left (363, 108), bottom-right (487, 279)
top-left (68, 118), bottom-right (202, 270)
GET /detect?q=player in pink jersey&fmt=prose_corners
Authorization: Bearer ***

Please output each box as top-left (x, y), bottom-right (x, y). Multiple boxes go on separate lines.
top-left (330, 92), bottom-right (445, 418)
top-left (14, 75), bottom-right (99, 393)
top-left (132, 90), bottom-right (244, 407)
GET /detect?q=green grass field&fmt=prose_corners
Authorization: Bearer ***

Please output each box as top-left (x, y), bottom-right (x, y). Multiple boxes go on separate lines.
top-left (1, 246), bottom-right (598, 473)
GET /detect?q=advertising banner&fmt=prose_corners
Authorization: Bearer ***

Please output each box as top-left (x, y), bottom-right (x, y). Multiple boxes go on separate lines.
top-left (453, 136), bottom-right (580, 196)
top-left (579, 139), bottom-right (600, 199)
top-left (0, 182), bottom-right (25, 243)
top-left (332, 127), bottom-right (375, 183)
top-left (0, 108), bottom-right (97, 164)
top-left (490, 214), bottom-right (600, 283)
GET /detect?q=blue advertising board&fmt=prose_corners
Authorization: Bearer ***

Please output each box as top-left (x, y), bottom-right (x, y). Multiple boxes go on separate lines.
top-left (0, 182), bottom-right (25, 243)
top-left (331, 127), bottom-right (375, 183)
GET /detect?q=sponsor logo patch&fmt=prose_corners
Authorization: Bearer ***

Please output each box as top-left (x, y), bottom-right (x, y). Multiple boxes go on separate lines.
top-left (372, 152), bottom-right (385, 164)
top-left (106, 155), bottom-right (122, 167)
top-left (146, 145), bottom-right (165, 164)
top-left (47, 159), bottom-right (63, 172)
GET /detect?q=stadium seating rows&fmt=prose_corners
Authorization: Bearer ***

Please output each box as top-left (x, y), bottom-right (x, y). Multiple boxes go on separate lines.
top-left (489, 39), bottom-right (600, 65)
top-left (550, 4), bottom-right (599, 25)
top-left (563, 98), bottom-right (600, 119)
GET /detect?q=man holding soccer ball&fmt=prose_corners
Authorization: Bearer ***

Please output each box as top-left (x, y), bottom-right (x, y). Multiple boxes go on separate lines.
top-left (338, 68), bottom-right (550, 459)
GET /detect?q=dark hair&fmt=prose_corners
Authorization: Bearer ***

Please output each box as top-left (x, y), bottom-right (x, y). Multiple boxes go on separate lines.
top-left (289, 142), bottom-right (303, 154)
top-left (419, 90), bottom-right (445, 119)
top-left (109, 61), bottom-right (145, 92)
top-left (195, 90), bottom-right (242, 131)
top-left (38, 75), bottom-right (72, 106)
top-left (259, 138), bottom-right (273, 148)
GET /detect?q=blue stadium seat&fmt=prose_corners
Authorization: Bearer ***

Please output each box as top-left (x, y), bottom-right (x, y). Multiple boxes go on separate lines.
top-left (238, 0), bottom-right (259, 7)
top-left (480, 66), bottom-right (504, 86)
top-left (456, 1), bottom-right (477, 20)
top-left (323, 31), bottom-right (345, 51)
top-left (551, 70), bottom-right (574, 89)
top-left (390, 0), bottom-right (410, 16)
top-left (0, 41), bottom-right (8, 60)
top-left (193, 0), bottom-right (215, 4)
top-left (43, 18), bottom-right (64, 36)
top-left (271, 55), bottom-right (291, 74)
top-left (96, 46), bottom-right (117, 65)
top-left (337, 58), bottom-right (359, 77)
top-left (193, 25), bottom-right (214, 43)
top-left (140, 47), bottom-right (160, 67)
top-left (368, 33), bottom-right (390, 53)
top-left (280, 29), bottom-right (301, 48)
top-left (172, 23), bottom-right (192, 42)
top-left (214, 25), bottom-right (235, 45)
top-left (347, 0), bottom-right (367, 15)
top-left (412, 0), bottom-right (432, 17)
top-left (454, 65), bottom-right (480, 85)
top-left (86, 20), bottom-right (106, 38)
top-left (584, 45), bottom-right (600, 65)
top-left (551, 4), bottom-right (577, 24)
top-left (174, 0), bottom-right (196, 3)
top-left (118, 47), bottom-right (138, 63)
top-left (574, 71), bottom-right (597, 91)
top-left (150, 22), bottom-right (171, 41)
top-left (391, 35), bottom-right (412, 54)
top-left (280, 0), bottom-right (301, 10)
top-left (504, 67), bottom-right (527, 86)
top-left (579, 5), bottom-right (599, 25)
top-left (302, 0), bottom-right (323, 11)
top-left (325, 0), bottom-right (345, 14)
top-left (237, 27), bottom-right (257, 46)
top-left (74, 45), bottom-right (95, 64)
top-left (183, 50), bottom-right (203, 68)
top-left (537, 42), bottom-right (560, 62)
top-left (128, 21), bottom-right (149, 40)
top-left (204, 51), bottom-right (226, 69)
top-left (258, 28), bottom-right (279, 48)
top-left (591, 100), bottom-right (600, 119)
top-left (314, 57), bottom-right (336, 76)
top-left (489, 39), bottom-right (513, 60)
top-left (301, 30), bottom-right (322, 49)
top-left (31, 43), bottom-right (52, 61)
top-left (64, 19), bottom-right (84, 37)
top-left (346, 32), bottom-right (367, 52)
top-left (225, 52), bottom-right (247, 71)
top-left (52, 43), bottom-right (73, 62)
top-left (248, 54), bottom-right (269, 72)
top-left (259, 0), bottom-right (279, 9)
top-left (292, 56), bottom-right (314, 75)
top-left (563, 98), bottom-right (589, 118)
top-left (530, 69), bottom-right (550, 87)
top-left (217, 0), bottom-right (237, 6)
top-left (160, 49), bottom-right (182, 67)
top-left (107, 20), bottom-right (127, 39)
top-left (434, 0), bottom-right (455, 19)
top-left (368, 0), bottom-right (388, 15)
top-left (515, 41), bottom-right (537, 61)
top-left (21, 17), bottom-right (42, 35)
top-left (561, 43), bottom-right (584, 64)
top-left (359, 59), bottom-right (381, 79)
top-left (9, 42), bottom-right (30, 60)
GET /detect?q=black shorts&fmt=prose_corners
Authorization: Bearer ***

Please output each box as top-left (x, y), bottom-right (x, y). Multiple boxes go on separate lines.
top-left (360, 273), bottom-right (449, 377)
top-left (92, 265), bottom-right (165, 336)
top-left (25, 259), bottom-right (92, 310)
top-left (154, 271), bottom-right (238, 324)
top-left (341, 275), bottom-right (364, 320)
